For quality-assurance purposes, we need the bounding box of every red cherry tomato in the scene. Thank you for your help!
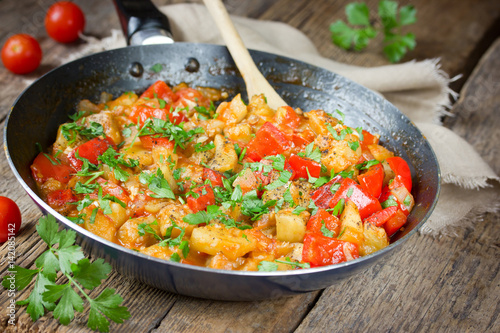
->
[0,196,22,243]
[1,34,42,74]
[45,1,85,43]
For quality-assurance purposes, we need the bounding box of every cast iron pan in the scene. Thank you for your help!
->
[3,0,440,300]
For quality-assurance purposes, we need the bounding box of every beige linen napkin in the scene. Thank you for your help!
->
[67,4,499,235]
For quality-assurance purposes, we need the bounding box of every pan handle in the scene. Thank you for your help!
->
[113,0,174,45]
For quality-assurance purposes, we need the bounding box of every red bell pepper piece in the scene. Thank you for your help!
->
[96,177,130,203]
[129,105,167,126]
[202,168,225,187]
[329,177,382,219]
[288,154,321,180]
[140,80,177,104]
[363,206,398,227]
[47,189,78,207]
[244,122,291,161]
[173,87,210,109]
[386,157,412,192]
[302,233,359,267]
[384,209,407,236]
[306,208,341,237]
[357,163,384,198]
[140,135,174,150]
[274,106,300,129]
[68,138,114,171]
[31,152,73,184]
[187,185,215,213]
[360,129,379,147]
[310,175,343,208]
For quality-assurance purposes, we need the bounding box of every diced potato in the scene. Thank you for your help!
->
[144,199,170,214]
[220,202,246,223]
[316,133,361,173]
[224,123,253,144]
[275,256,299,271]
[117,215,159,248]
[207,134,238,172]
[190,223,257,260]
[201,119,225,138]
[247,94,275,117]
[207,252,246,270]
[239,258,266,271]
[40,178,64,198]
[288,243,304,262]
[289,181,313,207]
[105,92,138,110]
[157,204,195,237]
[85,111,122,145]
[338,200,364,246]
[233,168,259,194]
[158,164,178,193]
[275,208,310,243]
[368,144,394,161]
[189,149,215,165]
[83,207,118,243]
[141,244,176,260]
[123,145,154,168]
[179,164,203,186]
[53,124,84,152]
[359,222,389,256]
[261,172,288,204]
[152,145,178,167]
[107,201,128,229]
[219,94,247,125]
[305,110,338,135]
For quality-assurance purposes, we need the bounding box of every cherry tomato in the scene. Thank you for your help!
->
[1,34,42,74]
[45,1,85,43]
[0,196,22,243]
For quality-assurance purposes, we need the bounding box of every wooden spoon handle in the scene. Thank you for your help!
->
[202,0,287,108]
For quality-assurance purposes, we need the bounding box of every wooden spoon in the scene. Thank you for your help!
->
[203,0,288,109]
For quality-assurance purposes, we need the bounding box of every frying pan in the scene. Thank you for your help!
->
[4,0,440,301]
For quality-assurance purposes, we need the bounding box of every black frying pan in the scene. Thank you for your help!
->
[3,0,440,301]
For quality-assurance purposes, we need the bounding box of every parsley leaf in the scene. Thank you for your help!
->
[150,63,163,73]
[321,220,335,238]
[330,2,377,51]
[303,142,322,163]
[381,195,399,208]
[330,0,417,63]
[265,170,292,191]
[139,169,175,199]
[258,261,278,272]
[241,190,276,221]
[1,214,130,330]
[194,141,215,152]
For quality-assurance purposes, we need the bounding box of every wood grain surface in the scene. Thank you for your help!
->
[0,0,499,332]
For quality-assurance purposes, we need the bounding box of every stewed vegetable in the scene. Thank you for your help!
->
[31,80,413,271]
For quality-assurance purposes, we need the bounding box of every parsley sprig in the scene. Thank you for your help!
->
[133,117,204,153]
[2,215,130,332]
[330,0,417,63]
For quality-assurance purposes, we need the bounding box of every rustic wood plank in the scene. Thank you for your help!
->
[154,292,319,333]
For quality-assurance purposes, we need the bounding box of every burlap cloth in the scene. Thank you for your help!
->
[66,4,498,236]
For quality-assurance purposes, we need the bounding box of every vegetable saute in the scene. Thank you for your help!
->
[31,80,414,271]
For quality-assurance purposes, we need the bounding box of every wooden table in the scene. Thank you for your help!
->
[1,0,499,332]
